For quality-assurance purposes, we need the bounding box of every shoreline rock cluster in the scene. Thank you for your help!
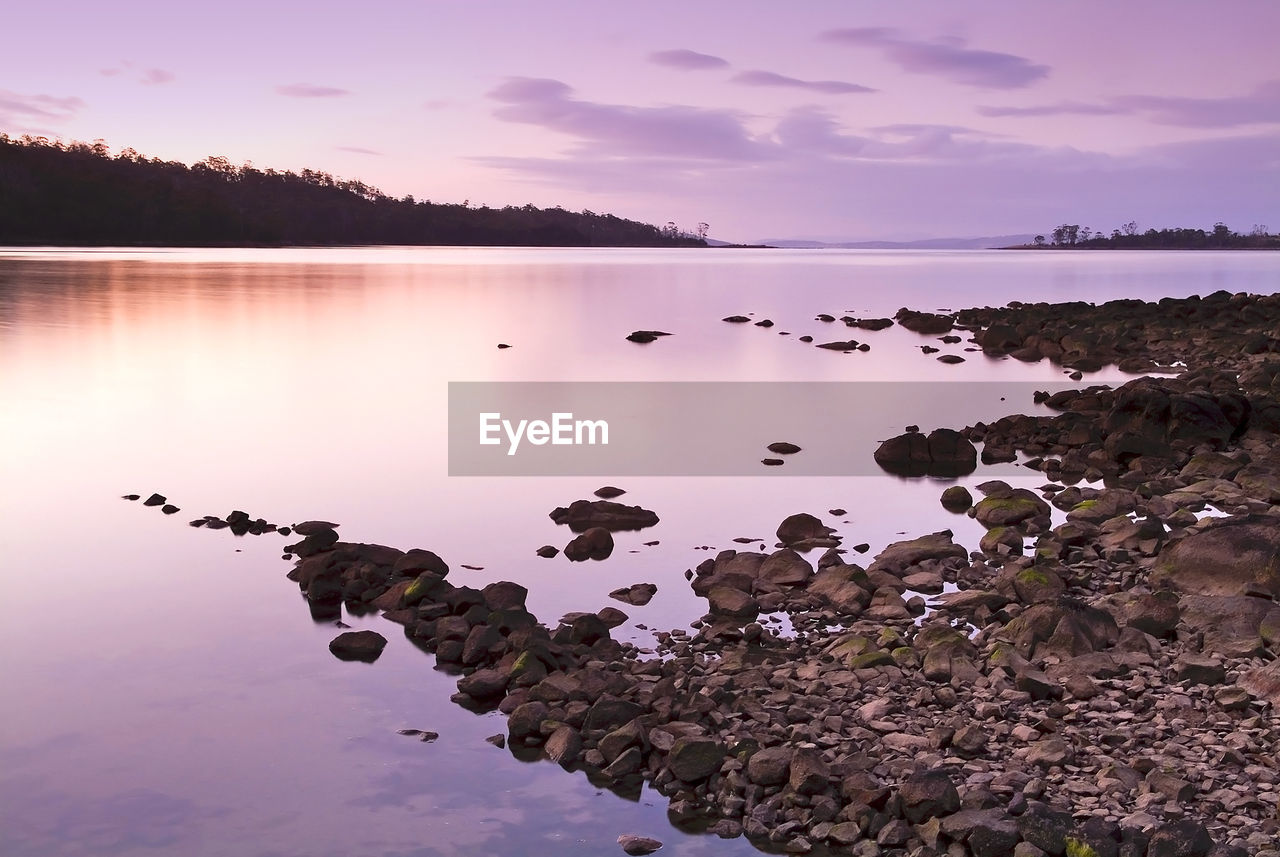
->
[130,291,1280,856]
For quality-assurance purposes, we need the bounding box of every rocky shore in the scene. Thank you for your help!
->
[139,291,1280,856]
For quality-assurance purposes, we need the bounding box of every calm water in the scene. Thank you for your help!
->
[2,248,1277,857]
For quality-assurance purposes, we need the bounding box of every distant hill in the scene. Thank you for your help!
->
[0,135,705,248]
[758,234,1037,250]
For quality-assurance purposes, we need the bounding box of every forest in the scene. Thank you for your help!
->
[0,135,706,248]
[1017,221,1279,250]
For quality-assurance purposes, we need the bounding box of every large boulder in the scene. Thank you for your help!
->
[776,513,835,546]
[874,429,977,477]
[1152,514,1280,598]
[564,527,615,561]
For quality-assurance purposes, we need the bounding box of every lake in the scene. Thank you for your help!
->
[2,247,1277,857]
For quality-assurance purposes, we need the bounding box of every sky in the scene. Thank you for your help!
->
[2,0,1278,242]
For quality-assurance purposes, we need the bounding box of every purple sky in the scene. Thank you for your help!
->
[3,1,1278,241]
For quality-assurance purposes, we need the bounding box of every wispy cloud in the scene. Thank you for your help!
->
[275,83,350,98]
[0,89,84,132]
[1114,80,1280,128]
[977,101,1125,118]
[821,28,1049,89]
[140,68,175,85]
[979,80,1280,128]
[336,145,381,155]
[487,77,769,161]
[647,49,729,70]
[731,70,875,95]
[98,62,175,85]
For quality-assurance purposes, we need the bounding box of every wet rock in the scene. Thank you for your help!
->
[595,486,627,499]
[722,315,751,323]
[328,630,387,662]
[565,527,615,562]
[776,513,835,546]
[482,581,528,611]
[667,737,723,782]
[617,834,663,855]
[546,725,583,765]
[143,493,166,506]
[609,583,657,606]
[817,340,859,351]
[706,586,759,621]
[895,308,955,335]
[874,428,977,477]
[626,330,671,343]
[393,548,449,577]
[940,485,973,512]
[767,442,802,455]
[550,500,659,532]
[536,545,559,558]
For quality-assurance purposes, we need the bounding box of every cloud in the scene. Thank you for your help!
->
[486,77,770,161]
[336,145,381,155]
[275,83,350,98]
[140,68,175,85]
[0,89,84,132]
[731,70,875,95]
[821,27,1049,89]
[1113,80,1280,128]
[979,80,1280,128]
[978,101,1125,118]
[648,49,729,70]
[98,62,175,85]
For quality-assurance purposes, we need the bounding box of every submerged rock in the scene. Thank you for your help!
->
[550,499,659,532]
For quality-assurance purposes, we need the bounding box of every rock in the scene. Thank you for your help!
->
[609,583,657,605]
[536,545,559,558]
[595,486,627,499]
[788,748,830,795]
[895,307,955,334]
[565,527,615,561]
[393,548,449,577]
[974,489,1051,528]
[723,315,751,323]
[938,354,965,364]
[328,630,387,662]
[899,769,960,823]
[1121,591,1180,637]
[292,520,340,535]
[1017,802,1073,854]
[508,701,549,740]
[1152,514,1280,598]
[667,737,723,782]
[758,549,814,587]
[457,668,508,700]
[874,429,978,477]
[482,581,528,611]
[1173,654,1226,685]
[545,725,583,765]
[142,493,166,506]
[817,340,859,351]
[940,485,973,512]
[160,504,180,514]
[869,530,967,574]
[1146,819,1213,857]
[776,513,834,546]
[706,587,759,621]
[747,746,792,786]
[550,500,659,532]
[1027,737,1073,769]
[952,724,989,757]
[617,834,663,855]
[626,330,671,343]
[584,695,643,733]
[767,442,802,455]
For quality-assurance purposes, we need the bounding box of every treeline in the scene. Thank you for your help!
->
[0,135,706,247]
[1020,221,1279,250]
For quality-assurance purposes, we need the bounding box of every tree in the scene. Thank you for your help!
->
[695,222,709,240]
[1033,235,1046,246]
[1121,221,1138,236]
